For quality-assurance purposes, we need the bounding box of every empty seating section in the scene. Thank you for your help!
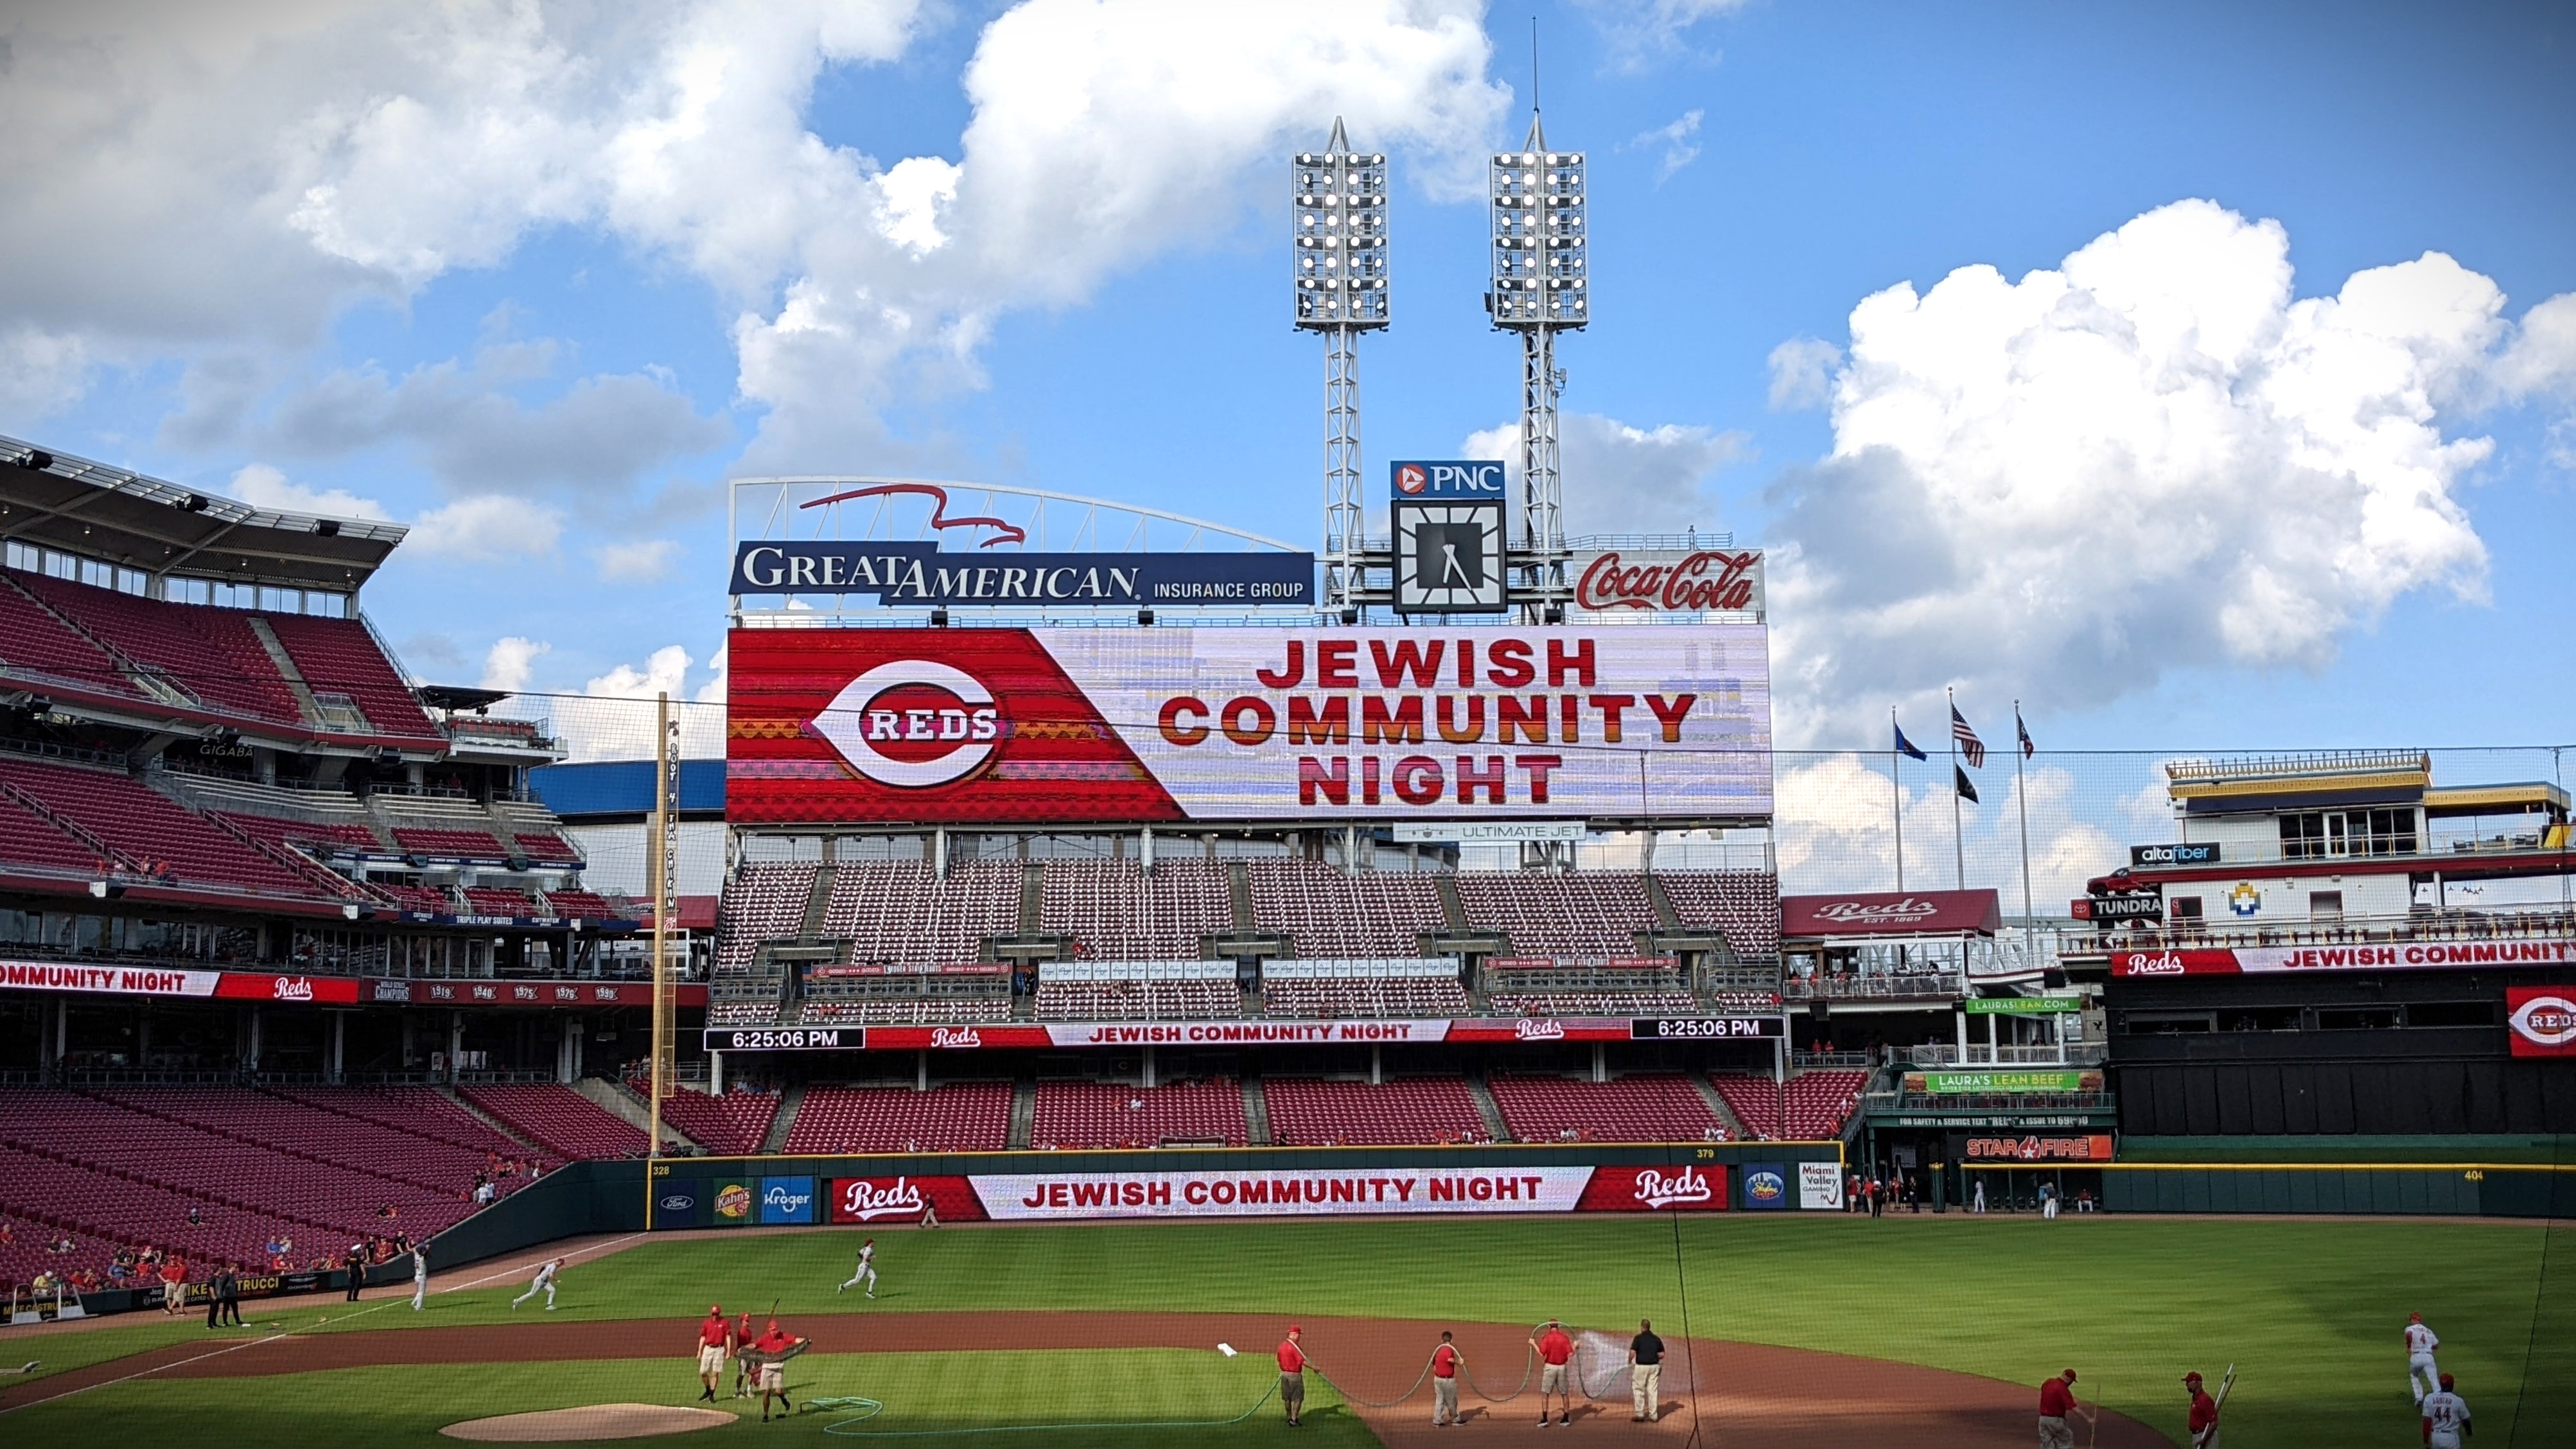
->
[0,1089,480,1243]
[1263,1078,1488,1146]
[0,1140,331,1286]
[19,572,304,726]
[460,886,540,917]
[1486,1073,1723,1143]
[541,888,627,920]
[1487,989,1696,1015]
[261,612,443,741]
[215,812,384,856]
[512,832,583,864]
[394,827,510,858]
[0,574,131,696]
[263,1085,535,1161]
[784,1083,1013,1154]
[1030,1078,1247,1148]
[1710,1070,1868,1141]
[378,883,458,913]
[1657,871,1782,958]
[458,1085,647,1159]
[1041,861,1232,960]
[641,1087,779,1155]
[708,1000,780,1026]
[0,757,314,895]
[798,967,1012,1025]
[720,861,819,971]
[1035,961,1236,1020]
[1454,872,1654,955]
[90,1086,497,1196]
[1247,861,1445,956]
[1260,959,1469,1017]
[0,792,97,874]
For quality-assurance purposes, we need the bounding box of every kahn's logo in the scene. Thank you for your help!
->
[2510,994,2576,1048]
[1631,1166,1714,1209]
[929,1027,983,1049]
[1512,1019,1566,1041]
[809,660,1003,789]
[840,1177,928,1222]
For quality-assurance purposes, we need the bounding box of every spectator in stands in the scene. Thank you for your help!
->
[187,1206,205,1225]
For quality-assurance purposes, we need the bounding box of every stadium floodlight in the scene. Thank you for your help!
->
[1488,114,1586,622]
[1293,117,1389,611]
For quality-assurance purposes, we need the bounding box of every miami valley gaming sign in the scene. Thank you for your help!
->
[726,625,1773,824]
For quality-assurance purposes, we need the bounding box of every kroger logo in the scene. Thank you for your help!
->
[1746,1170,1785,1202]
[764,1183,814,1213]
[809,660,1003,789]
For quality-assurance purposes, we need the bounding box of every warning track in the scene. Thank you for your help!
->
[0,1309,2174,1446]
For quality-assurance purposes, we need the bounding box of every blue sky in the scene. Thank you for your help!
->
[4,0,2573,757]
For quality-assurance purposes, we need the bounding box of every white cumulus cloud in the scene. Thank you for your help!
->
[480,636,551,692]
[596,539,682,583]
[225,462,392,521]
[1766,198,2543,745]
[1765,337,1841,412]
[408,494,564,561]
[1460,412,1749,537]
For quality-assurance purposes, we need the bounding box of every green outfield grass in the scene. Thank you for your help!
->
[7,1214,2569,1446]
[0,1349,1365,1446]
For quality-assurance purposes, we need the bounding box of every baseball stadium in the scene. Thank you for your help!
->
[2,127,2572,1449]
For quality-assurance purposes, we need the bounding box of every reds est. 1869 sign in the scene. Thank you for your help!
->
[726,625,1773,825]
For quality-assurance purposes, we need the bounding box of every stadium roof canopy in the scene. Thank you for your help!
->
[1,434,407,593]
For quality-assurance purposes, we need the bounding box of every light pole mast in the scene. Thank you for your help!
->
[1489,110,1587,624]
[1293,119,1389,619]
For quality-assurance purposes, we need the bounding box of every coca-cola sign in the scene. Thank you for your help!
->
[1572,549,1764,615]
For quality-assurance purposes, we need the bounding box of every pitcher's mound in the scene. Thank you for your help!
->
[441,1404,734,1441]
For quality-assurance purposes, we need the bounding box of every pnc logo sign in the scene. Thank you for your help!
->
[810,661,1003,788]
[1392,460,1506,498]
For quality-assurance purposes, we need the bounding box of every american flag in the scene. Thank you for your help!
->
[2016,707,2035,761]
[1950,704,1986,769]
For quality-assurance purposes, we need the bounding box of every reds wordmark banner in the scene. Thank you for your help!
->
[728,626,1772,825]
[2110,940,2576,978]
[2505,986,2576,1058]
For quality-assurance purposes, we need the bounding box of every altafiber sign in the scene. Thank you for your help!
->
[2506,986,2576,1058]
[727,625,1773,825]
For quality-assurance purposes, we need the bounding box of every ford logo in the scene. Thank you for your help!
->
[659,1194,695,1211]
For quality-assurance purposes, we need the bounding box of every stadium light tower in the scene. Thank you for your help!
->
[1488,110,1586,622]
[1293,118,1389,615]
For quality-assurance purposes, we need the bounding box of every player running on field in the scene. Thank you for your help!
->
[2183,1371,2220,1449]
[2421,1372,2471,1449]
[410,1245,428,1311]
[511,1256,562,1311]
[838,1238,878,1297]
[1531,1318,1575,1427]
[2405,1313,2442,1405]
[1430,1330,1464,1427]
[749,1318,805,1423]
[695,1304,732,1402]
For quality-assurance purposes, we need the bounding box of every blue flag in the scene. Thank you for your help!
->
[1895,723,1927,761]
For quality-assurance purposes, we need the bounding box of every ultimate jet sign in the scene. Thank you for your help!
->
[727,625,1773,825]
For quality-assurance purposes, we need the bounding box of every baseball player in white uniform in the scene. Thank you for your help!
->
[410,1247,428,1311]
[2421,1372,2471,1449]
[838,1238,877,1297]
[512,1257,563,1310]
[2404,1313,2440,1404]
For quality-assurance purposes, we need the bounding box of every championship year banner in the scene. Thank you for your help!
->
[726,625,1773,825]
[2112,939,2576,978]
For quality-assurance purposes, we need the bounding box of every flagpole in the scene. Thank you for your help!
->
[1947,687,1965,891]
[1890,705,1905,893]
[2014,701,2035,964]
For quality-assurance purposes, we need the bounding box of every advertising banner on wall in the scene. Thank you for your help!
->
[1961,1134,2115,1162]
[711,1016,1785,1053]
[963,1164,1730,1222]
[2505,986,2576,1058]
[1568,548,1764,617]
[730,542,1313,608]
[1780,891,2001,938]
[727,625,1773,825]
[758,1177,818,1224]
[1796,1163,1844,1210]
[2111,940,2576,978]
[1739,1163,1790,1211]
[1909,1071,2101,1094]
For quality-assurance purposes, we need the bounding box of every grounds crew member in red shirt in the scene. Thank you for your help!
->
[2184,1370,2221,1449]
[1531,1319,1575,1427]
[750,1318,804,1422]
[694,1305,730,1403]
[731,1311,755,1398]
[2037,1368,2095,1448]
[1430,1330,1464,1427]
[1277,1326,1307,1427]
